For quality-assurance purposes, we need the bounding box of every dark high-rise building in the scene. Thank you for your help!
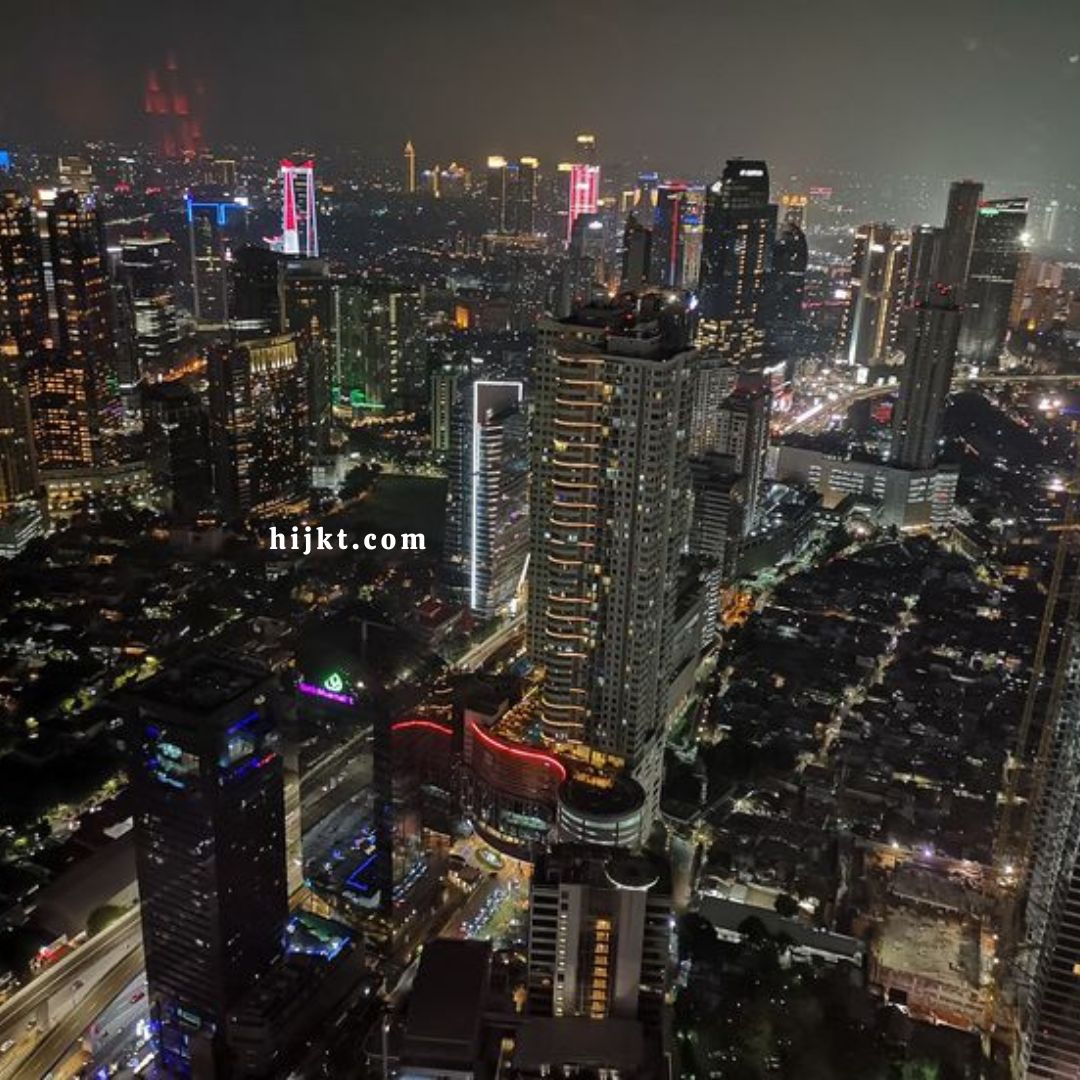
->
[208,334,309,518]
[47,191,121,466]
[650,182,689,288]
[890,283,961,471]
[698,159,777,367]
[282,259,335,458]
[957,196,1029,367]
[770,213,808,327]
[713,377,771,533]
[186,189,249,327]
[934,179,983,298]
[620,213,651,290]
[841,222,909,367]
[126,654,288,1077]
[904,224,941,307]
[230,246,284,338]
[1020,624,1080,1079]
[0,191,48,506]
[120,235,182,375]
[142,382,212,520]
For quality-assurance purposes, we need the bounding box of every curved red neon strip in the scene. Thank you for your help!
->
[391,719,453,737]
[468,721,567,782]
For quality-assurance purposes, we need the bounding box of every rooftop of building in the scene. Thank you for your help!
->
[128,651,272,714]
[558,774,645,819]
[511,1016,646,1072]
[402,938,491,1065]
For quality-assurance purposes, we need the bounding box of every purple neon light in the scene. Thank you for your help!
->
[298,680,356,706]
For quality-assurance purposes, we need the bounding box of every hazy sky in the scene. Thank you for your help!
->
[2,0,1079,184]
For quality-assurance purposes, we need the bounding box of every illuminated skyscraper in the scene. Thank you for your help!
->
[279,159,318,258]
[485,156,539,235]
[126,654,287,1076]
[0,191,48,505]
[208,334,309,518]
[890,282,961,471]
[528,293,696,817]
[120,235,182,375]
[47,191,122,466]
[957,196,1029,367]
[566,162,600,242]
[698,159,777,367]
[26,352,92,470]
[332,276,425,412]
[713,377,771,533]
[770,212,808,329]
[444,378,528,617]
[841,222,910,367]
[186,189,249,327]
[404,139,417,194]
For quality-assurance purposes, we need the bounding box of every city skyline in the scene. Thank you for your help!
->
[0,1,1079,187]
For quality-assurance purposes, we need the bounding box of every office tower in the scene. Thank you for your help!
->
[404,139,416,194]
[770,213,808,326]
[679,184,706,288]
[957,196,1029,367]
[527,846,671,1031]
[635,171,660,217]
[934,179,983,297]
[689,454,746,582]
[57,155,93,194]
[484,156,539,235]
[120,235,182,375]
[1040,199,1059,246]
[279,159,318,258]
[230,246,284,338]
[26,352,92,470]
[558,212,607,316]
[333,277,425,412]
[47,191,121,466]
[890,283,961,471]
[620,213,651,289]
[649,182,688,287]
[142,382,212,519]
[841,223,910,367]
[528,294,696,817]
[567,162,600,241]
[779,192,808,230]
[126,654,288,1076]
[186,189,249,327]
[444,379,528,617]
[904,224,941,306]
[1019,623,1080,1079]
[0,191,49,506]
[430,362,460,458]
[210,158,238,188]
[281,259,334,458]
[698,159,778,367]
[713,377,771,533]
[208,334,309,518]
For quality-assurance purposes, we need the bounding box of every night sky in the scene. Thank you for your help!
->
[2,0,1079,184]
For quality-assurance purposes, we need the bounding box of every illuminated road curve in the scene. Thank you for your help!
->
[781,372,1080,436]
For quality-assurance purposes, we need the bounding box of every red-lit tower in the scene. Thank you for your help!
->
[144,54,204,159]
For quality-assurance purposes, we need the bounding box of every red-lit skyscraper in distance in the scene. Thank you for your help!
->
[144,54,204,159]
[566,162,600,242]
[279,160,318,258]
